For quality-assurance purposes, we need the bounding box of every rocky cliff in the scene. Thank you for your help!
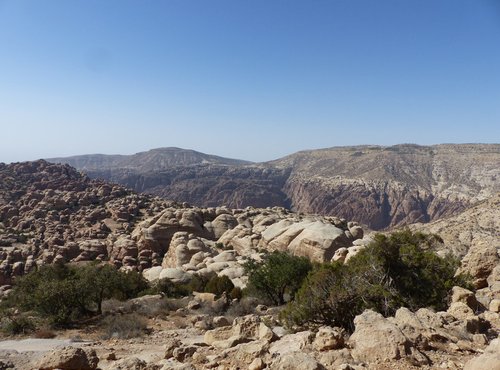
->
[48,144,500,230]
[275,144,500,229]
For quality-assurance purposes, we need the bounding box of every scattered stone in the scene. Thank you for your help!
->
[270,351,322,370]
[313,326,345,351]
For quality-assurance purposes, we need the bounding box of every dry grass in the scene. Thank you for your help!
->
[34,328,56,339]
[99,313,148,339]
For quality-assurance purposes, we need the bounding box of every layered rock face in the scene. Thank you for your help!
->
[275,144,500,229]
[93,165,291,209]
[49,144,500,230]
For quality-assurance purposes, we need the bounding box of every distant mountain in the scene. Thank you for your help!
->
[48,147,252,171]
[47,144,500,230]
[271,144,500,229]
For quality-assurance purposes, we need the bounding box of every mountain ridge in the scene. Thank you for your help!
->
[46,143,500,230]
[47,147,252,172]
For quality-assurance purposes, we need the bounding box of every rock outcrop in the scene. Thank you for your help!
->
[0,160,174,286]
[0,160,365,289]
[37,347,99,370]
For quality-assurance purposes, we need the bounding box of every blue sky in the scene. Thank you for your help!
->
[1,0,499,162]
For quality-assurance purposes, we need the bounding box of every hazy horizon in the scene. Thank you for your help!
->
[1,0,500,163]
[0,142,495,166]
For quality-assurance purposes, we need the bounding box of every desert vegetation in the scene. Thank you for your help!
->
[244,251,313,305]
[280,230,472,331]
[1,230,472,336]
[0,263,148,329]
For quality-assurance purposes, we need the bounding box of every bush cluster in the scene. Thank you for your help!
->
[280,230,472,332]
[3,262,148,327]
[244,251,313,305]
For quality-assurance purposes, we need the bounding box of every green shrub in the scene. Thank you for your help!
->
[186,274,209,293]
[146,274,208,298]
[281,230,471,332]
[4,263,148,327]
[244,251,313,305]
[204,275,234,298]
[229,287,243,300]
[1,314,36,335]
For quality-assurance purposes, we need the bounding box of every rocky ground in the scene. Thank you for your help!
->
[0,160,498,369]
[0,287,498,369]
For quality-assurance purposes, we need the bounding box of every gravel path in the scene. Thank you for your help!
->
[0,338,85,352]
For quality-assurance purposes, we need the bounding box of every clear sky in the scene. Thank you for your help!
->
[1,0,499,163]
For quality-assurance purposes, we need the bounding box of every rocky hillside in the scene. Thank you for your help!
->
[48,144,500,230]
[412,192,500,304]
[0,160,366,288]
[0,160,173,285]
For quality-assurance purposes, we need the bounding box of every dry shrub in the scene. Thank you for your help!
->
[100,313,148,339]
[101,296,189,318]
[34,328,56,339]
[225,297,260,320]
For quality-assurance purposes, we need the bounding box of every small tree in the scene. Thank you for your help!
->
[244,251,312,305]
[75,263,148,314]
[5,263,148,327]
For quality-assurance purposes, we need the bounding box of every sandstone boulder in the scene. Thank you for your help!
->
[162,232,210,268]
[204,315,275,349]
[221,340,269,368]
[269,331,313,356]
[142,266,163,282]
[260,219,351,262]
[159,268,192,284]
[37,347,99,370]
[464,338,500,370]
[218,225,258,256]
[270,352,322,370]
[458,241,499,289]
[451,286,480,311]
[447,302,475,321]
[211,213,238,239]
[350,310,426,364]
[313,326,345,351]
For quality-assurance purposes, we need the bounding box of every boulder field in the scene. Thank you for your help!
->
[0,159,498,370]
